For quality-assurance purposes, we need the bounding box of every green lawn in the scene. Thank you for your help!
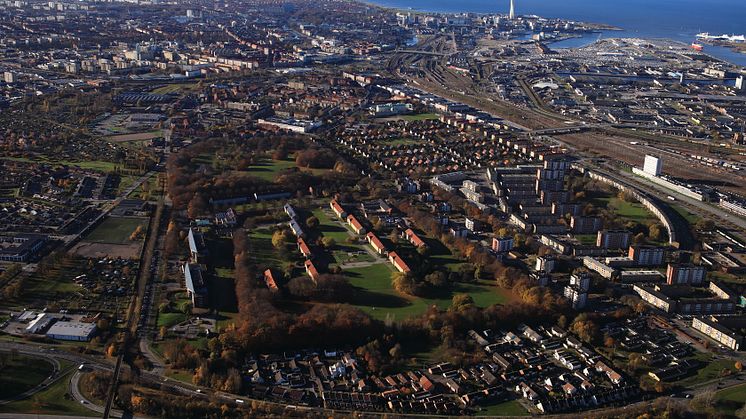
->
[2,157,122,173]
[345,263,508,321]
[0,355,55,400]
[476,399,529,417]
[151,83,198,94]
[575,234,597,245]
[382,137,421,146]
[401,113,440,121]
[0,370,97,417]
[85,216,147,244]
[313,208,358,244]
[247,228,288,270]
[157,312,187,328]
[715,382,746,415]
[425,237,466,272]
[671,204,701,226]
[245,158,298,182]
[674,353,734,386]
[608,198,655,223]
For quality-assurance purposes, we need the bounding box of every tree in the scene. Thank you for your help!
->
[306,216,319,230]
[129,225,145,241]
[392,272,417,296]
[321,236,336,249]
[648,223,664,242]
[571,314,599,344]
[695,219,715,231]
[271,229,290,249]
[451,294,475,311]
[557,314,568,329]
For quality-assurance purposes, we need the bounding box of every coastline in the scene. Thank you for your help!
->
[361,0,746,66]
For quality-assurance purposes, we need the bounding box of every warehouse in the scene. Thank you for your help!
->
[45,321,97,341]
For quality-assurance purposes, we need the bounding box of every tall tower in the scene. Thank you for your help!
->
[509,0,515,19]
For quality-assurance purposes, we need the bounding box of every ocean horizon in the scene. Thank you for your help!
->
[367,0,746,66]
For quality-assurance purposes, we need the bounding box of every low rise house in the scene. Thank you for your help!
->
[388,251,411,273]
[366,232,387,255]
[403,229,426,248]
[330,199,347,218]
[305,259,320,283]
[347,214,366,235]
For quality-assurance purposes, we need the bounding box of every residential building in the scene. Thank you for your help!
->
[183,262,208,308]
[628,245,665,266]
[0,234,47,262]
[366,232,387,255]
[388,251,411,273]
[692,315,745,351]
[347,214,366,235]
[492,236,514,253]
[187,228,206,264]
[305,259,320,283]
[570,216,602,234]
[330,199,346,218]
[535,255,557,273]
[596,230,632,249]
[403,229,426,248]
[297,238,312,259]
[666,263,706,285]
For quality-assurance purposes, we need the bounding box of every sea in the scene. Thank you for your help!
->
[369,0,746,67]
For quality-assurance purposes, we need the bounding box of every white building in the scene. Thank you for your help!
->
[46,321,97,341]
[643,155,662,176]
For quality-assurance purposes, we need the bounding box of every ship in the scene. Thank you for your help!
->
[690,42,704,51]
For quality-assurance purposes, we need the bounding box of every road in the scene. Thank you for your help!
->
[0,351,61,406]
[102,177,166,419]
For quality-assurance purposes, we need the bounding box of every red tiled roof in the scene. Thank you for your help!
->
[264,269,279,290]
[297,238,312,257]
[366,232,387,252]
[347,215,364,233]
[304,259,319,280]
[388,251,411,273]
[405,228,426,248]
[330,199,345,216]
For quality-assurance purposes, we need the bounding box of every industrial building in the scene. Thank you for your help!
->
[45,321,97,341]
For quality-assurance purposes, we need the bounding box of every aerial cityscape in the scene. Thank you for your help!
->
[0,0,745,418]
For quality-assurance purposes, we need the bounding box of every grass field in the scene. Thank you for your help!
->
[247,228,290,271]
[345,263,509,321]
[424,237,465,272]
[246,158,298,182]
[157,312,188,328]
[0,355,55,400]
[2,157,121,173]
[716,382,746,415]
[313,208,358,243]
[476,399,529,417]
[671,204,701,225]
[382,137,421,146]
[85,217,147,244]
[150,83,198,94]
[0,370,96,417]
[674,352,734,386]
[401,113,440,121]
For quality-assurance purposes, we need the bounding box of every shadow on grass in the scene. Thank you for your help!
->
[208,276,238,312]
[348,288,412,309]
